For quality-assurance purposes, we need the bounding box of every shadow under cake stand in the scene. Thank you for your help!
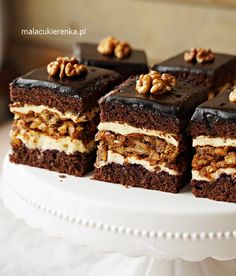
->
[1,155,236,276]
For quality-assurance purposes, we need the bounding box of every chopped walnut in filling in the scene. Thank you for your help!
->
[95,130,181,167]
[192,146,236,178]
[229,87,236,102]
[11,109,99,142]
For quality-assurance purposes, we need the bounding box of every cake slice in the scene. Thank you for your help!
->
[93,71,208,192]
[73,37,149,78]
[9,57,122,176]
[153,49,236,94]
[190,88,236,202]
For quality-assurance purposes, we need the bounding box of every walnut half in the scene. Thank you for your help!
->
[114,41,132,59]
[184,48,214,64]
[135,70,176,95]
[47,56,87,78]
[97,36,118,56]
[97,36,132,59]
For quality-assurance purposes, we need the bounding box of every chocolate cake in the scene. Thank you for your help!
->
[190,89,236,202]
[153,50,236,93]
[73,42,149,78]
[93,71,209,193]
[9,58,122,176]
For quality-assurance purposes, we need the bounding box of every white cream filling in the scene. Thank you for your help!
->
[193,136,236,148]
[13,128,95,154]
[98,122,179,147]
[96,150,179,176]
[192,168,236,181]
[10,104,98,123]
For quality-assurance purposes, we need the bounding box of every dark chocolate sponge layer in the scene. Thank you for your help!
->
[73,43,149,78]
[99,77,208,133]
[94,163,189,193]
[10,145,96,177]
[10,66,122,114]
[192,174,236,203]
[191,91,236,138]
[153,52,236,88]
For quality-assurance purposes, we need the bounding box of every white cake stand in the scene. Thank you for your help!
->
[1,155,236,275]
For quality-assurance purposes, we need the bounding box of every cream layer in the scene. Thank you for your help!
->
[10,103,99,123]
[12,128,95,154]
[193,136,236,148]
[192,168,236,181]
[96,150,180,176]
[97,122,179,147]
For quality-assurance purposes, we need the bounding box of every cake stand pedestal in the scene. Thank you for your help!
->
[1,156,236,276]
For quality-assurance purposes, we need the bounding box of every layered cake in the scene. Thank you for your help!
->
[153,48,236,93]
[9,57,122,176]
[93,71,209,193]
[73,36,149,78]
[191,88,236,202]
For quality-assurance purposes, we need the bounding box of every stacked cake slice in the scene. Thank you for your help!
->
[153,49,236,92]
[9,57,121,176]
[190,89,236,202]
[73,36,149,78]
[94,72,208,192]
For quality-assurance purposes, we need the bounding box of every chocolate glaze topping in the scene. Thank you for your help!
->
[101,77,208,120]
[192,91,236,122]
[73,43,149,77]
[153,52,236,76]
[11,66,122,101]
